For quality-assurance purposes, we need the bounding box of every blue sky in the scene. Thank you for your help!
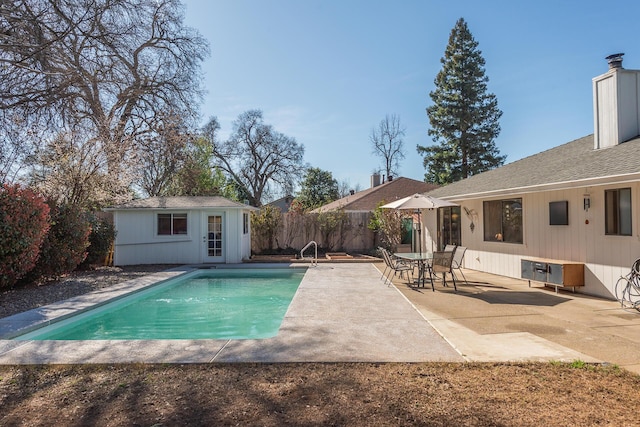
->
[183,0,640,197]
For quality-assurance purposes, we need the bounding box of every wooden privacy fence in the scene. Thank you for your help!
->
[252,211,377,254]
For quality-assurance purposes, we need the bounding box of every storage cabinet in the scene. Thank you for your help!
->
[521,258,584,293]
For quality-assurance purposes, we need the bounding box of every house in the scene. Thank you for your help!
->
[312,175,439,213]
[267,195,295,212]
[106,196,257,265]
[424,53,640,299]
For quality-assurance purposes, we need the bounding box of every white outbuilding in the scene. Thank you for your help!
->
[106,196,257,265]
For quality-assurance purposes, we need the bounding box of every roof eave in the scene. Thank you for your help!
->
[438,172,640,201]
[105,204,259,211]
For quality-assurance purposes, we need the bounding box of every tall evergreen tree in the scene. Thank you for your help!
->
[418,18,505,185]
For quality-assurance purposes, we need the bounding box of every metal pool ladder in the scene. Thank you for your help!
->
[301,241,318,266]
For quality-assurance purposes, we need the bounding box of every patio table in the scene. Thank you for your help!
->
[394,252,433,289]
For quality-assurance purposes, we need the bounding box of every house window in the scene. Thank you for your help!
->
[243,213,249,234]
[157,213,188,235]
[483,199,522,243]
[605,188,632,236]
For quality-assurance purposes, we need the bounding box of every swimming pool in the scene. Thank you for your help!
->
[16,268,306,341]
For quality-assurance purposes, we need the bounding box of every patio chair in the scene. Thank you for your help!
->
[430,250,456,292]
[378,247,390,281]
[380,248,413,285]
[428,245,455,281]
[451,246,468,285]
[378,247,402,281]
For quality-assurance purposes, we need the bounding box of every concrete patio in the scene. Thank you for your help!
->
[388,265,640,374]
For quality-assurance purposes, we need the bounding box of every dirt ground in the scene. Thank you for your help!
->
[1,362,639,426]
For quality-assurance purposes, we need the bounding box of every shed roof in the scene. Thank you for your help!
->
[312,177,439,212]
[428,135,640,200]
[107,196,256,210]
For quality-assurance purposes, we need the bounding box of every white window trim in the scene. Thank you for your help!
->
[155,212,190,237]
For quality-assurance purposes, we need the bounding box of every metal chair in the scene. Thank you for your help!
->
[380,248,413,285]
[430,245,455,281]
[451,246,468,285]
[378,247,390,281]
[430,251,456,292]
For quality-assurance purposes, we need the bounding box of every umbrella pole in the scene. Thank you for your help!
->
[415,209,422,255]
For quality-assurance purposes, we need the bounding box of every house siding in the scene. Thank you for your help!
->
[435,183,640,299]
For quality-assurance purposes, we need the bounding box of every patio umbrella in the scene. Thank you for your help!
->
[381,194,458,254]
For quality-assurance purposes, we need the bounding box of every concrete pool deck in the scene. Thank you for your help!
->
[0,263,462,364]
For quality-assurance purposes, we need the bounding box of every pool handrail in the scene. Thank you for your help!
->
[301,241,318,266]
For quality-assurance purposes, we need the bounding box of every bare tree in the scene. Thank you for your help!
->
[370,114,406,179]
[28,128,136,209]
[202,115,221,146]
[137,111,191,197]
[0,0,208,201]
[337,179,361,198]
[209,110,305,206]
[0,113,40,183]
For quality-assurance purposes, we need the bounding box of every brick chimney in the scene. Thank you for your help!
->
[370,173,381,188]
[593,53,640,149]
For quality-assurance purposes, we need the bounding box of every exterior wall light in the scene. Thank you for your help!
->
[583,194,591,211]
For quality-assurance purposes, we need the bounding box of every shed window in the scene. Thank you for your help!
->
[157,213,188,235]
[605,188,632,236]
[243,213,249,234]
[483,199,522,244]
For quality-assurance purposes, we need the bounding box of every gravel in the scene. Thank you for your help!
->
[0,265,177,319]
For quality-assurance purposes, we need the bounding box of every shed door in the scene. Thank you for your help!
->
[203,214,225,263]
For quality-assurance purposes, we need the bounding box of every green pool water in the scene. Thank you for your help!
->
[17,268,305,340]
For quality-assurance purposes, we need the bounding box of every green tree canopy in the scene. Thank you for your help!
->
[296,167,340,210]
[170,135,241,200]
[418,17,505,185]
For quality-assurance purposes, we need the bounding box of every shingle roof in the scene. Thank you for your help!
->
[428,135,640,200]
[312,177,439,212]
[107,196,256,210]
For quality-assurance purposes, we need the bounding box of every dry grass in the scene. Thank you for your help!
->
[1,362,639,426]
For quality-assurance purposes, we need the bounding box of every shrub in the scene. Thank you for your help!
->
[0,184,50,288]
[23,202,91,283]
[251,205,282,251]
[316,208,350,251]
[368,201,403,251]
[79,213,116,268]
